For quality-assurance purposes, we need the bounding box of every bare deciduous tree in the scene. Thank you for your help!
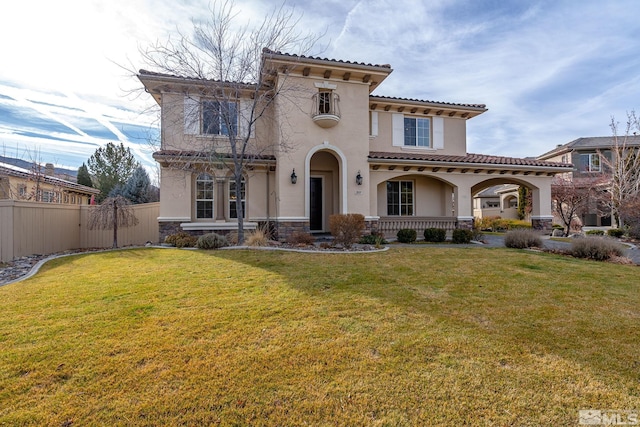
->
[551,175,609,236]
[137,0,323,244]
[88,196,139,248]
[600,111,640,228]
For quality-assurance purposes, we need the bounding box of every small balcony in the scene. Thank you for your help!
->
[311,92,340,128]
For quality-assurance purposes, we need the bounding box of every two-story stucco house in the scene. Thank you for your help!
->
[138,49,572,241]
[538,136,640,227]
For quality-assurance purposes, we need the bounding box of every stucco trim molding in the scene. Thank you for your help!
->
[158,216,191,222]
[305,142,348,217]
[271,217,308,222]
[181,222,258,230]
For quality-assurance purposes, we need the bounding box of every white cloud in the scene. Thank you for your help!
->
[0,0,638,165]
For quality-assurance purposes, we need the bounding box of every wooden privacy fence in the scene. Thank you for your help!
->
[0,200,159,262]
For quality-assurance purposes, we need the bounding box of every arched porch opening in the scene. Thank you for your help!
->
[307,150,341,232]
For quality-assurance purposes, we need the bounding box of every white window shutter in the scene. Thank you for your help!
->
[184,95,200,135]
[370,111,378,137]
[433,117,444,149]
[239,99,255,138]
[392,113,404,146]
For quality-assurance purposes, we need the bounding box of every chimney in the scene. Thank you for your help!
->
[45,163,55,176]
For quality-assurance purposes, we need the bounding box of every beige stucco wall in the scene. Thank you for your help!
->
[271,73,372,220]
[369,112,468,156]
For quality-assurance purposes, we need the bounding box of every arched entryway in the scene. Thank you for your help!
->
[307,150,341,232]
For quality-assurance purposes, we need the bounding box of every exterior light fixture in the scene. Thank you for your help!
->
[291,169,297,184]
[356,170,363,185]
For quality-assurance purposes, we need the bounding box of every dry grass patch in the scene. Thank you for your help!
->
[0,247,639,425]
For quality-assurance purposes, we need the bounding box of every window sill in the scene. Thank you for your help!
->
[181,221,258,231]
[401,146,436,152]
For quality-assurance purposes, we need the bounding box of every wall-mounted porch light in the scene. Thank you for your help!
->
[291,169,297,184]
[356,170,363,186]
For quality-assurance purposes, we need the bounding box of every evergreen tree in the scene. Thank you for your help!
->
[77,162,93,187]
[86,142,139,202]
[120,166,152,204]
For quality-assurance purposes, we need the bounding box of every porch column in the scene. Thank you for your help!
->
[530,180,553,232]
[453,183,474,229]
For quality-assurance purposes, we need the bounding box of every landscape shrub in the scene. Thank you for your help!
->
[477,216,532,231]
[607,228,625,238]
[396,228,417,244]
[423,228,446,242]
[586,229,605,236]
[196,233,228,250]
[629,224,640,240]
[287,231,316,246]
[504,229,543,249]
[451,228,473,244]
[245,225,270,247]
[571,237,625,261]
[477,215,501,231]
[165,232,197,248]
[359,231,388,246]
[329,213,365,248]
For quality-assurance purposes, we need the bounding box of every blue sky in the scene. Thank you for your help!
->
[1,0,638,175]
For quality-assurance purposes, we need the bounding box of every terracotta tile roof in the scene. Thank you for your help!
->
[370,95,486,110]
[262,48,392,70]
[368,152,573,169]
[0,162,99,194]
[538,136,640,159]
[138,69,255,87]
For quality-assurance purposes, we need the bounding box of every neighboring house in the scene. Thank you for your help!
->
[473,184,520,220]
[537,136,640,227]
[138,49,572,241]
[0,161,99,204]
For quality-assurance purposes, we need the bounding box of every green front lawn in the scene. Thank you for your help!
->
[0,247,638,425]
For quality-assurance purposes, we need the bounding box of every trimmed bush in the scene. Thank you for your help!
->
[504,229,543,249]
[424,228,447,243]
[359,231,388,246]
[196,233,228,250]
[451,228,473,244]
[571,237,625,261]
[607,228,625,238]
[287,231,315,246]
[397,228,417,244]
[586,229,605,236]
[329,213,365,248]
[165,232,197,248]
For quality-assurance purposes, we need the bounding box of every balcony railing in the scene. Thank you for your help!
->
[311,92,340,128]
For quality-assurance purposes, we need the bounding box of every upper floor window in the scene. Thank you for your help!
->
[393,114,443,150]
[404,117,431,147]
[196,173,214,219]
[202,100,238,136]
[580,153,601,172]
